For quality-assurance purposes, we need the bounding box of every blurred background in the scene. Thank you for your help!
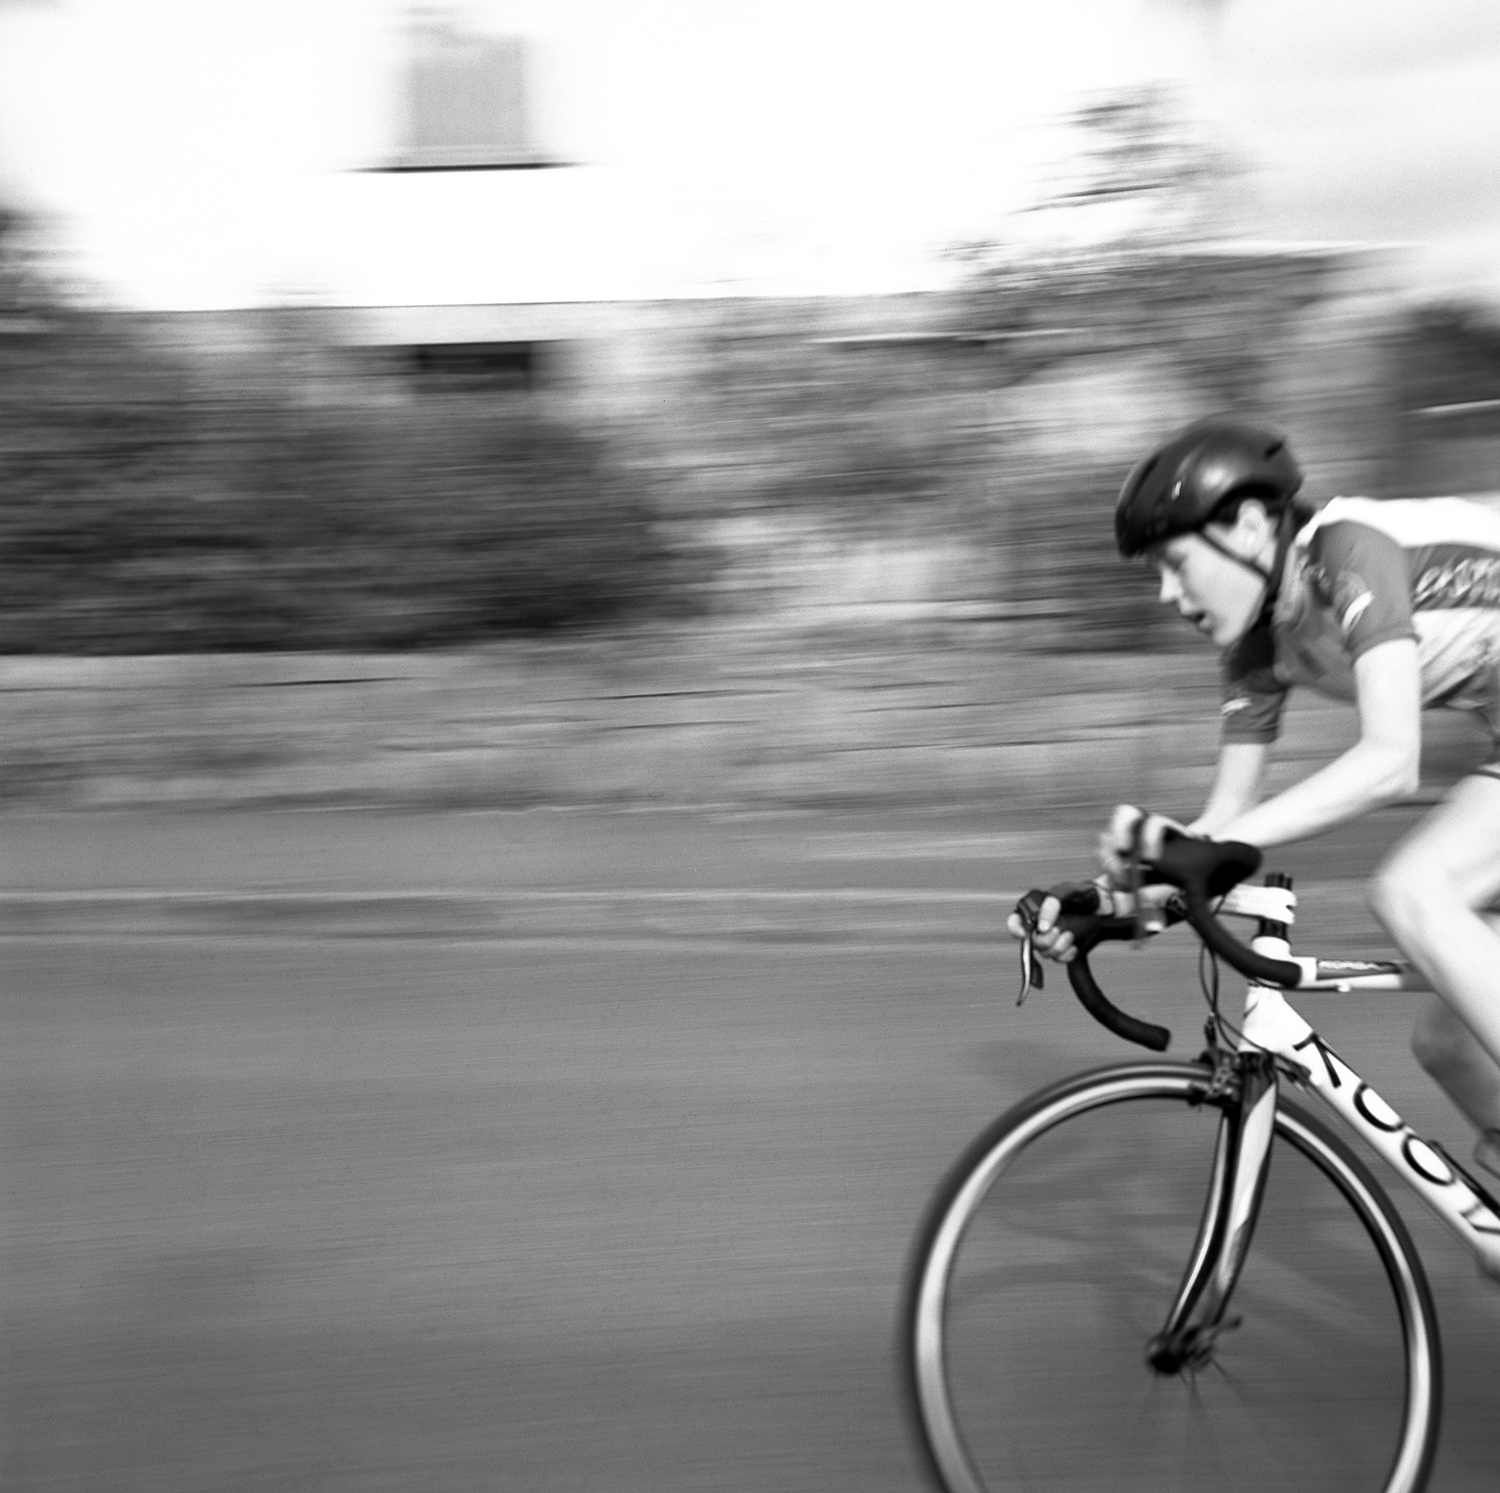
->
[4,2,1500,1490]
[1,0,1499,811]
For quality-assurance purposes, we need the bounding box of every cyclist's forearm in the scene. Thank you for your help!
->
[1189,742,1267,838]
[1190,798,1254,839]
[1215,740,1418,847]
[1188,780,1260,840]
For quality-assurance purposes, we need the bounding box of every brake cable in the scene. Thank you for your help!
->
[1127,814,1148,945]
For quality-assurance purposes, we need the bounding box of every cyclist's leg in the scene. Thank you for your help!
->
[1410,995,1500,1164]
[1368,772,1500,1141]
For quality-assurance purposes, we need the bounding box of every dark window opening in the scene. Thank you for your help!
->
[407,341,539,391]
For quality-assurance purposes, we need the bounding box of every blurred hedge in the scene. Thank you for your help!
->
[0,314,697,653]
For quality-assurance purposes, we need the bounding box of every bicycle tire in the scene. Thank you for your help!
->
[902,1061,1442,1493]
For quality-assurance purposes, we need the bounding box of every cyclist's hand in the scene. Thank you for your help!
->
[1112,880,1180,935]
[1007,879,1110,964]
[1098,804,1196,888]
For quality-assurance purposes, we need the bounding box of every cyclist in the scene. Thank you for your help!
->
[1009,416,1500,1182]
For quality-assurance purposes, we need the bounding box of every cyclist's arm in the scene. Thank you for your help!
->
[1188,742,1268,837]
[1212,637,1421,848]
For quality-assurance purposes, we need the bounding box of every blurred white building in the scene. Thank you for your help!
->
[6,0,1500,311]
[0,1,1194,400]
[2,0,1496,497]
[0,0,1264,309]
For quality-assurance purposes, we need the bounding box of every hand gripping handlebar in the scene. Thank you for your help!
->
[1028,885,1173,1052]
[1033,836,1304,1053]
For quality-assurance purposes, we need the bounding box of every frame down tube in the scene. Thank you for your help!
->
[1242,980,1500,1273]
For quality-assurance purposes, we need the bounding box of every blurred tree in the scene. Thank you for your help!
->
[1028,85,1239,244]
[1388,299,1500,497]
[0,201,701,653]
[1396,301,1500,410]
[0,203,48,321]
[956,85,1330,404]
[953,86,1338,649]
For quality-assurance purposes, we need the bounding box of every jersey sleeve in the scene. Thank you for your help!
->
[1220,621,1287,744]
[1307,520,1417,659]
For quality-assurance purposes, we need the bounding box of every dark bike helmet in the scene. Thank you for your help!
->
[1115,418,1303,558]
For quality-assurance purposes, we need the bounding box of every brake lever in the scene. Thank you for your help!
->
[1017,928,1044,1006]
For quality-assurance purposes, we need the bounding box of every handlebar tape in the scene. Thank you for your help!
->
[1050,892,1171,1052]
[1045,837,1301,1053]
[1151,837,1303,990]
[1065,933,1172,1051]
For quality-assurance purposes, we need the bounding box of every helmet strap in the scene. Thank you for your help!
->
[1192,527,1271,585]
[1192,507,1298,631]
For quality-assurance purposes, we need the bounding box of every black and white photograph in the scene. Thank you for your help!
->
[3,2,1500,1489]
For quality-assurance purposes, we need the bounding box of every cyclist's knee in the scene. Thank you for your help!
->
[1366,855,1443,947]
[1411,998,1473,1079]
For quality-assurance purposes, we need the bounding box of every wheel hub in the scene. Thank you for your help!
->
[1145,1317,1241,1375]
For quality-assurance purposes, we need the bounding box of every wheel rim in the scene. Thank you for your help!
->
[908,1066,1438,1493]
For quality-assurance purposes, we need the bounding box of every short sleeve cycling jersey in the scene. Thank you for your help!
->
[1221,495,1500,747]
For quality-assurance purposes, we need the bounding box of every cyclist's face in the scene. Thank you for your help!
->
[1153,529,1264,646]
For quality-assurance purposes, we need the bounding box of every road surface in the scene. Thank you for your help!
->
[4,809,1497,1490]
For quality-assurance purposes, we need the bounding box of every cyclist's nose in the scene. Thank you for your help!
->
[1158,568,1182,607]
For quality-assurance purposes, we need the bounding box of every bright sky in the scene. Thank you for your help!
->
[0,0,1497,308]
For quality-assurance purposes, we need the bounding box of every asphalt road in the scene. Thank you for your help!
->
[4,809,1498,1490]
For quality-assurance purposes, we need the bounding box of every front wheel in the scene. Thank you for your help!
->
[902,1061,1441,1493]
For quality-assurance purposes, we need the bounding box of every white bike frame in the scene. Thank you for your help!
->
[1220,881,1500,1272]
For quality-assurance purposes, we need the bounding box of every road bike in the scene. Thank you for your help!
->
[902,836,1500,1493]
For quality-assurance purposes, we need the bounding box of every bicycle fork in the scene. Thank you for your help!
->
[1146,1048,1280,1375]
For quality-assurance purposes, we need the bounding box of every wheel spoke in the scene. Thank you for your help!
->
[904,1064,1440,1493]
